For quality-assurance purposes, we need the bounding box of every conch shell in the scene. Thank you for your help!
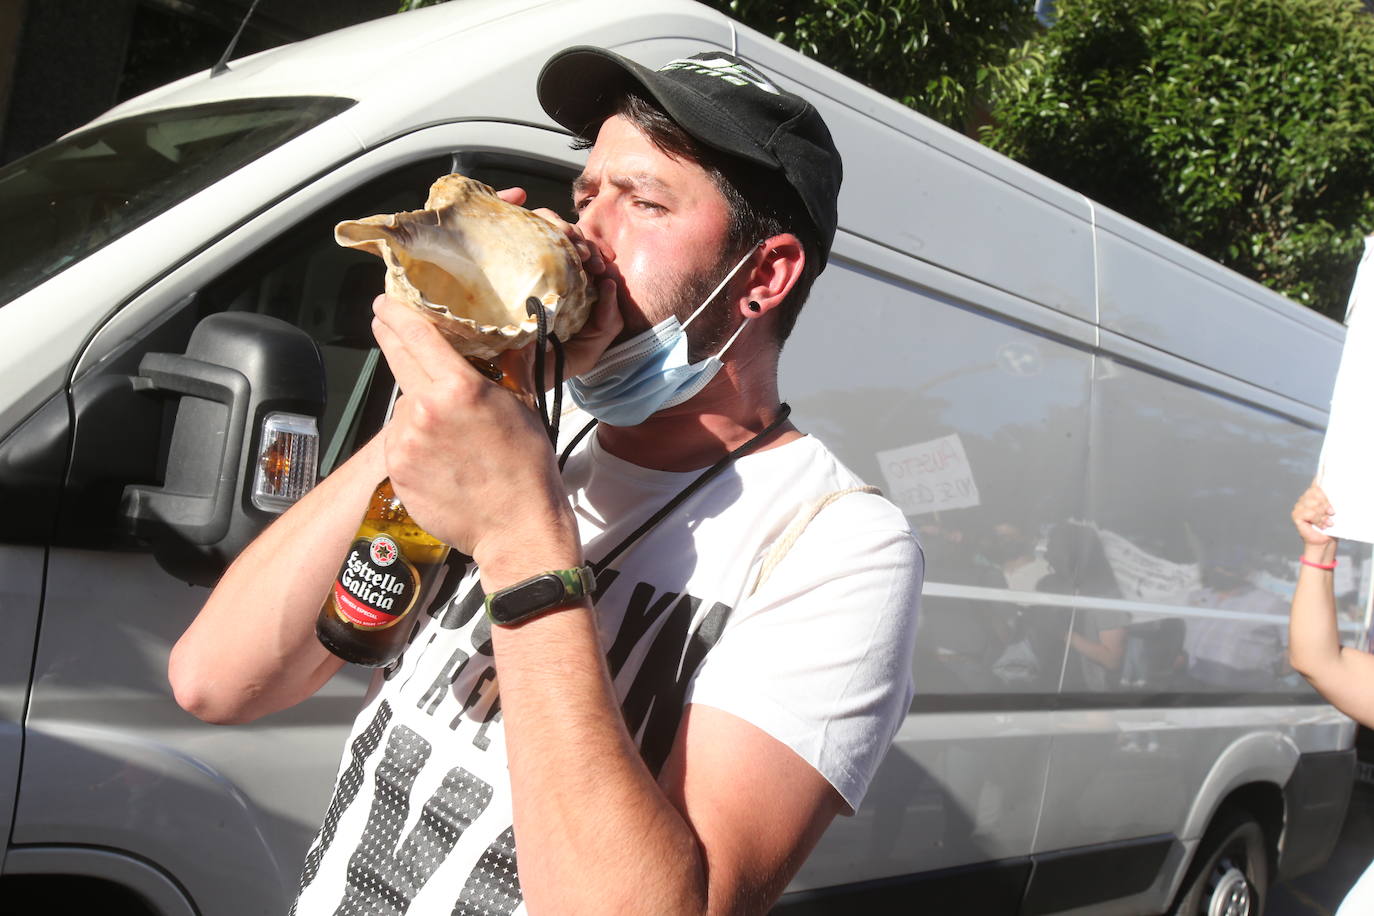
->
[335,174,593,360]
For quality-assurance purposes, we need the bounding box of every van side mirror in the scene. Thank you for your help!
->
[121,312,326,586]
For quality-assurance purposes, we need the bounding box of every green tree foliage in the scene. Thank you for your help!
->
[398,0,1038,130]
[709,0,1040,130]
[983,0,1374,318]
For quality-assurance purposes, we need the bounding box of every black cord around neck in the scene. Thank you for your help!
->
[531,295,793,578]
[549,335,565,444]
[559,417,597,471]
[527,298,561,447]
[584,403,793,577]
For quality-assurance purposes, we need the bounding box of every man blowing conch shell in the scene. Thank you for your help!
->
[169,44,924,916]
[335,173,597,362]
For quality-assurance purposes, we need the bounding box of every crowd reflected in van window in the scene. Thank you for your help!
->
[910,512,1360,698]
[1183,549,1289,690]
[1037,522,1127,692]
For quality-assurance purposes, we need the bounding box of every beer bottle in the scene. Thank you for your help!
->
[317,478,451,667]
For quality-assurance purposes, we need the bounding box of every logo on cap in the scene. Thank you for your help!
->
[659,57,782,96]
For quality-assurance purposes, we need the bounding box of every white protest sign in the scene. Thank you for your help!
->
[1319,235,1374,544]
[1337,558,1357,597]
[876,433,981,516]
[1095,527,1201,604]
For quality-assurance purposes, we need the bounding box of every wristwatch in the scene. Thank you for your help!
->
[485,566,597,627]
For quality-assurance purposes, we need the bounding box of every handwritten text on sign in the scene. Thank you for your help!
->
[877,433,981,516]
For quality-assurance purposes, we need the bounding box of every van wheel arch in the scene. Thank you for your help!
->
[1,845,195,916]
[0,874,160,915]
[1168,786,1282,916]
[1222,782,1284,879]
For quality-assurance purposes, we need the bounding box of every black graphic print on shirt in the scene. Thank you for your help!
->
[294,574,729,915]
[453,827,520,916]
[290,702,393,916]
[610,583,732,774]
[337,725,493,915]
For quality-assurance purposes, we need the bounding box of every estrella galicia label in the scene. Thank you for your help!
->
[332,536,421,629]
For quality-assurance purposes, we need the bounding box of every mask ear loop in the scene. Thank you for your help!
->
[712,304,755,361]
[680,241,764,331]
[557,240,765,471]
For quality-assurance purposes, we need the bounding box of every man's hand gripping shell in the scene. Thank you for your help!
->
[500,186,622,383]
[369,187,618,566]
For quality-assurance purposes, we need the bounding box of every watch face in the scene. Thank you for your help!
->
[489,573,569,624]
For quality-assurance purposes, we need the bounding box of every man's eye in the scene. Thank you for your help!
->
[635,199,665,212]
[573,197,592,212]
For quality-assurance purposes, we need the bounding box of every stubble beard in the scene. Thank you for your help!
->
[652,246,748,362]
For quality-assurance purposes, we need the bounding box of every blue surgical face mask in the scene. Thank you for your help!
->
[568,244,760,427]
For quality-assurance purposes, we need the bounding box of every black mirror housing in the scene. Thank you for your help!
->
[122,312,326,586]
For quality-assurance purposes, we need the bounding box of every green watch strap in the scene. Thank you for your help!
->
[484,565,597,626]
[548,566,596,600]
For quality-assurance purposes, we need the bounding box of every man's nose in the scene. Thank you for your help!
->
[575,199,615,263]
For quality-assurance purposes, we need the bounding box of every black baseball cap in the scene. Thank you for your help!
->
[537,46,843,268]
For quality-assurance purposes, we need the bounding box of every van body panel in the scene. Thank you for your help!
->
[1037,838,1192,916]
[1095,330,1330,430]
[1094,210,1342,410]
[780,254,1096,513]
[336,22,736,152]
[0,0,1363,910]
[1086,344,1331,563]
[13,549,373,916]
[823,99,1095,324]
[1036,710,1308,855]
[0,545,44,875]
[738,36,1096,324]
[780,248,1090,887]
[791,711,1054,889]
[779,835,1195,916]
[0,296,81,452]
[735,32,1098,324]
[83,1,734,160]
[1280,747,1357,879]
[1093,204,1342,337]
[1181,715,1351,843]
[826,234,1098,350]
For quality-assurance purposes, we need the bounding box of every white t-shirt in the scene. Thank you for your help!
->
[292,430,922,916]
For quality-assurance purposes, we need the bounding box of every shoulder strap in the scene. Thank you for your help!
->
[751,485,882,593]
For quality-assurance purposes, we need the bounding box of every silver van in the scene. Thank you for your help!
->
[0,1,1361,913]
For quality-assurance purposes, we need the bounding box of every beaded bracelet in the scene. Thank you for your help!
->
[1300,557,1337,570]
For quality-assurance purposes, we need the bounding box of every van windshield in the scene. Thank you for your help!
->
[0,96,355,305]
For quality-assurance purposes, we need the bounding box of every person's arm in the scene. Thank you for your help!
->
[1288,484,1374,726]
[370,296,850,915]
[167,434,385,724]
[1071,626,1126,671]
[168,188,613,726]
[497,618,845,915]
[657,706,848,914]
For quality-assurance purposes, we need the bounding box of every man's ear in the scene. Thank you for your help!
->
[738,234,805,319]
